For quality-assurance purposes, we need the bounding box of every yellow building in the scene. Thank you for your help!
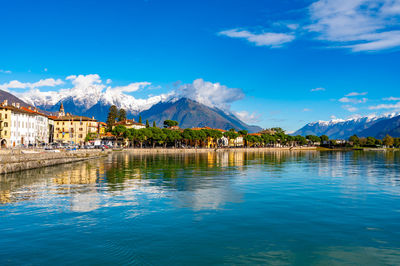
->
[52,103,98,145]
[0,104,11,148]
[98,122,107,135]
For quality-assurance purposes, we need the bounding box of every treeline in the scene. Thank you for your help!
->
[349,134,400,148]
[109,125,321,148]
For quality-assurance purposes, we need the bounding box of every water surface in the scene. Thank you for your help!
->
[1,151,400,265]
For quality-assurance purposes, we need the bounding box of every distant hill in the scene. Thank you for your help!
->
[294,113,400,139]
[0,89,34,108]
[139,98,262,132]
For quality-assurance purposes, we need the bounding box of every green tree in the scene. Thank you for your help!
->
[320,135,329,143]
[366,137,377,147]
[349,135,360,146]
[182,129,194,147]
[153,121,157,127]
[383,134,394,147]
[146,119,150,128]
[163,120,179,128]
[138,116,142,124]
[106,105,118,131]
[112,125,127,137]
[117,108,127,122]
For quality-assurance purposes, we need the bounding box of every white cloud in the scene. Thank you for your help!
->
[286,24,300,30]
[106,79,112,84]
[307,0,400,51]
[339,97,368,103]
[219,29,295,47]
[369,101,400,110]
[311,87,326,92]
[177,78,245,111]
[234,111,261,123]
[106,82,151,94]
[383,96,400,101]
[342,105,358,112]
[0,78,64,91]
[346,92,368,96]
[0,69,12,74]
[302,108,312,112]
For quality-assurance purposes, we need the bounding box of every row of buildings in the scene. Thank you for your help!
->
[0,100,254,149]
[0,101,125,148]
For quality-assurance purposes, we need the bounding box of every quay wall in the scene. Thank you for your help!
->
[0,150,110,175]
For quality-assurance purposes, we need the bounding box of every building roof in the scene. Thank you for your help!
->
[114,119,144,126]
[53,114,97,122]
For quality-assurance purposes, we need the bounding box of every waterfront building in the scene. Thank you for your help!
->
[52,103,98,145]
[112,119,145,130]
[8,103,37,147]
[0,102,11,148]
[20,107,49,145]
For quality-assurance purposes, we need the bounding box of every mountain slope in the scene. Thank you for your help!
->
[358,115,400,138]
[294,113,399,139]
[0,89,34,108]
[139,98,262,132]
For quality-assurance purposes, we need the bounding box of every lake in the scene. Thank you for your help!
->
[1,150,400,265]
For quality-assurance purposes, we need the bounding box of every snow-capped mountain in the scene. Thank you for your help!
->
[294,113,400,139]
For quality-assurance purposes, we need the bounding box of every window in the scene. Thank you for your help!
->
[78,134,82,138]
[5,114,7,119]
[79,128,83,131]
[4,122,7,127]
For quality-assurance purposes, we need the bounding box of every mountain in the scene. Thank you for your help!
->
[358,115,400,138]
[14,87,261,132]
[294,113,400,139]
[139,98,262,132]
[0,89,34,108]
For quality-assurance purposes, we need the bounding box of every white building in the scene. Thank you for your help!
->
[8,103,50,147]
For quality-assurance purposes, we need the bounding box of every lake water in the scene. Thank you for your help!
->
[1,150,400,265]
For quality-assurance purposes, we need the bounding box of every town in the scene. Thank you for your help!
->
[1,100,399,150]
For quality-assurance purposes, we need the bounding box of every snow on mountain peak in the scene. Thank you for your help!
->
[311,112,400,126]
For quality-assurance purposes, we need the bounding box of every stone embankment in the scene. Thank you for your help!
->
[0,150,110,174]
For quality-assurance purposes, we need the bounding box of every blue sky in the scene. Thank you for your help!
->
[1,0,400,131]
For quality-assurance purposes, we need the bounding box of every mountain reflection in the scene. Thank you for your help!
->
[1,150,400,211]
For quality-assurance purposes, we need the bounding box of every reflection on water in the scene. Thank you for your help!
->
[1,150,400,265]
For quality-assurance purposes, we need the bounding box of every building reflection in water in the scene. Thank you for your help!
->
[1,150,400,211]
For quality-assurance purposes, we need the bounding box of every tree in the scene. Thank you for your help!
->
[182,129,194,147]
[366,136,377,147]
[117,108,127,122]
[383,134,394,147]
[238,130,248,136]
[106,105,118,131]
[270,127,285,134]
[163,120,179,128]
[146,119,150,128]
[349,135,360,146]
[138,116,142,124]
[112,125,127,137]
[320,135,329,143]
